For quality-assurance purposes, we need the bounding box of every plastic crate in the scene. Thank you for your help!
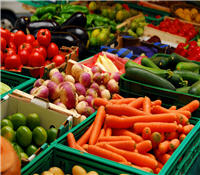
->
[0,70,36,99]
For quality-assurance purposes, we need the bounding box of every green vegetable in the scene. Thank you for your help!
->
[0,82,11,95]
[60,4,89,14]
[40,13,53,20]
[176,86,191,93]
[171,53,191,64]
[176,62,200,73]
[150,55,174,69]
[167,73,188,88]
[35,5,57,17]
[141,57,160,69]
[30,15,39,22]
[189,80,200,96]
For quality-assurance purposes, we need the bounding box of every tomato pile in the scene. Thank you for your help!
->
[0,28,65,70]
[148,18,197,41]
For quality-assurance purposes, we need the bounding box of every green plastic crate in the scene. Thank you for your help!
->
[0,70,36,99]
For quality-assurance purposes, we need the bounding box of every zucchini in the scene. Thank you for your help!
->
[125,61,171,79]
[141,57,160,69]
[176,86,191,93]
[125,67,176,90]
[176,62,200,73]
[150,55,174,69]
[171,53,191,64]
[167,73,188,88]
[188,80,200,96]
[173,70,200,85]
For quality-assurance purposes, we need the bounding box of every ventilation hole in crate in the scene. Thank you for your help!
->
[60,160,65,170]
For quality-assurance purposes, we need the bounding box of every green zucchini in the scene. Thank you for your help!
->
[173,70,200,85]
[176,62,200,73]
[141,57,160,69]
[125,67,176,90]
[150,55,174,69]
[125,61,171,79]
[176,86,191,93]
[167,73,188,88]
[171,53,191,64]
[188,80,200,96]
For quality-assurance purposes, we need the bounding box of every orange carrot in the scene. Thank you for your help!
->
[177,124,183,133]
[112,129,143,143]
[151,100,162,106]
[98,136,132,142]
[75,144,87,152]
[165,131,178,140]
[133,122,178,133]
[157,161,164,169]
[105,128,112,137]
[136,140,152,154]
[169,106,176,110]
[144,153,156,160]
[110,98,136,104]
[176,114,189,125]
[103,144,158,169]
[160,132,165,142]
[131,164,153,173]
[143,96,151,114]
[142,127,151,140]
[151,132,162,144]
[89,106,106,145]
[179,134,186,142]
[77,123,94,146]
[154,149,162,160]
[154,167,161,174]
[119,162,132,166]
[183,124,194,134]
[87,145,127,163]
[158,141,169,154]
[169,139,180,151]
[112,93,124,99]
[96,140,136,151]
[67,132,77,149]
[128,97,144,109]
[82,144,89,150]
[105,113,177,129]
[93,98,109,107]
[98,128,105,139]
[160,154,171,164]
[105,104,146,116]
[178,100,199,112]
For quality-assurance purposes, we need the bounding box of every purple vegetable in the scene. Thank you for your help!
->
[49,68,59,78]
[71,63,84,81]
[79,72,91,87]
[85,96,94,106]
[64,75,75,83]
[91,65,102,74]
[102,72,110,84]
[90,82,100,96]
[75,83,86,96]
[46,81,60,101]
[50,72,64,84]
[31,85,49,99]
[34,79,44,87]
[76,101,88,114]
[86,88,98,98]
[30,87,38,95]
[84,106,95,117]
[111,72,120,82]
[78,95,85,102]
[93,72,102,84]
[42,80,51,86]
[107,79,119,93]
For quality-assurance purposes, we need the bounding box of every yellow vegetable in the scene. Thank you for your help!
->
[183,9,190,15]
[87,171,99,175]
[41,171,54,175]
[191,8,198,17]
[72,165,87,175]
[196,14,200,23]
[49,167,64,175]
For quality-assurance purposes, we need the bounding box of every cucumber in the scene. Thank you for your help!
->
[176,86,191,93]
[167,73,188,88]
[141,57,160,69]
[125,61,171,79]
[171,53,191,64]
[176,62,200,73]
[173,70,200,85]
[188,80,200,96]
[125,67,176,90]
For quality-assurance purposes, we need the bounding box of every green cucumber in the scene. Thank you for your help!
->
[176,86,191,93]
[188,80,200,96]
[173,70,200,85]
[171,53,191,64]
[176,62,200,73]
[125,67,176,90]
[125,61,171,79]
[141,57,160,69]
[167,73,188,88]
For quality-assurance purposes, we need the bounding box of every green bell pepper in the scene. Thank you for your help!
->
[35,5,57,17]
[30,15,39,22]
[40,13,53,20]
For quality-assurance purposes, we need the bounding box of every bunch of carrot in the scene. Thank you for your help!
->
[67,94,199,174]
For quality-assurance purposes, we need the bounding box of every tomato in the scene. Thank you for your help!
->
[29,51,45,67]
[9,33,15,42]
[18,43,32,53]
[8,42,17,52]
[0,28,11,43]
[32,40,40,48]
[18,49,29,66]
[26,34,35,44]
[45,60,51,65]
[4,54,21,69]
[1,38,6,51]
[37,29,51,47]
[52,55,65,66]
[47,42,59,59]
[33,46,47,59]
[1,50,4,65]
[3,48,15,60]
[13,31,26,47]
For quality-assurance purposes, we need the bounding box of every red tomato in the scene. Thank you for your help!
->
[26,34,35,44]
[52,55,65,66]
[47,42,59,59]
[32,40,40,48]
[13,31,26,47]
[18,43,32,53]
[37,29,51,47]
[3,48,15,60]
[4,54,21,69]
[8,42,17,52]
[45,60,51,65]
[0,28,11,43]
[9,33,15,42]
[18,49,29,66]
[33,46,47,59]
[1,38,6,51]
[29,51,45,67]
[1,50,4,65]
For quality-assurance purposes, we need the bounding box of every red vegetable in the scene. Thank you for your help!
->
[29,51,45,67]
[13,31,26,47]
[4,54,21,69]
[1,38,6,51]
[47,42,59,59]
[37,29,51,47]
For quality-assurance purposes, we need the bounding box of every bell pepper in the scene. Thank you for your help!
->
[40,13,53,20]
[30,15,39,22]
[35,5,57,17]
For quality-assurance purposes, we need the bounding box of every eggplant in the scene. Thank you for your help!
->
[61,12,86,28]
[10,28,20,33]
[14,16,30,34]
[59,25,88,46]
[27,20,60,34]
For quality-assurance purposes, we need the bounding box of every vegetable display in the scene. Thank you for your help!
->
[66,95,198,174]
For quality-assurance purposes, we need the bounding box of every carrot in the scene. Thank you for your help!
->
[110,98,136,104]
[75,144,87,152]
[112,129,143,143]
[183,124,194,134]
[98,136,132,142]
[89,106,106,145]
[169,139,180,151]
[96,140,136,151]
[98,128,105,139]
[169,106,176,110]
[158,141,169,154]
[177,124,183,133]
[154,167,161,174]
[160,132,165,142]
[165,131,178,140]
[77,123,94,146]
[157,161,164,169]
[93,98,109,107]
[144,153,156,160]
[142,127,151,140]
[179,133,186,142]
[105,128,112,137]
[128,97,144,109]
[154,149,162,160]
[87,145,127,163]
[151,132,162,144]
[103,144,158,169]
[82,144,89,150]
[151,100,162,106]
[143,96,151,114]
[67,132,77,149]
[112,93,124,99]
[136,140,152,154]
[178,100,199,112]
[160,154,171,164]
[119,162,132,166]
[105,104,146,116]
[131,164,153,173]
[133,122,178,133]
[105,113,177,129]
[176,114,189,125]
